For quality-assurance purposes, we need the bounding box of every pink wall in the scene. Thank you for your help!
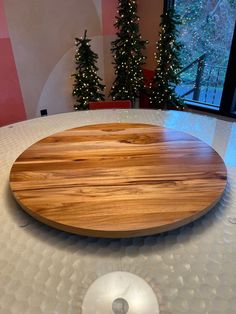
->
[0,0,8,38]
[0,0,163,127]
[0,0,26,126]
[138,0,164,70]
[101,0,118,96]
[102,0,118,36]
[4,0,105,120]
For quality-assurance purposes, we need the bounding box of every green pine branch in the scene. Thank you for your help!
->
[72,30,105,110]
[150,8,185,110]
[110,0,147,103]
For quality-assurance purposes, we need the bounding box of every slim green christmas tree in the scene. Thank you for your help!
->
[110,0,147,104]
[150,8,184,110]
[72,30,105,110]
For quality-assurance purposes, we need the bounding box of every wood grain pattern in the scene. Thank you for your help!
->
[9,123,227,238]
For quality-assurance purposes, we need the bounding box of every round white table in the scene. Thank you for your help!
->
[1,109,236,314]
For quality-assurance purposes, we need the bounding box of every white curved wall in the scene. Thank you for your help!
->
[4,0,102,119]
[37,36,104,116]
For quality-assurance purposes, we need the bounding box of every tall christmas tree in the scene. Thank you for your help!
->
[110,0,147,104]
[72,30,105,110]
[150,8,184,110]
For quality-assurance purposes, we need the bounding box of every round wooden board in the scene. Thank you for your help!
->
[9,123,227,238]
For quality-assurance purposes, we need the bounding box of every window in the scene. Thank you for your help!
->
[172,0,236,117]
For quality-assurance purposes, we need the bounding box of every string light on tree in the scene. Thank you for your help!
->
[72,30,105,110]
[110,0,147,104]
[150,8,185,110]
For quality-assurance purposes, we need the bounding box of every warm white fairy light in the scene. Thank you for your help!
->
[72,32,105,110]
[149,8,184,109]
[110,0,147,101]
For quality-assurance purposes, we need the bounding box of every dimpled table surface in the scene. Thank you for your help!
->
[1,109,236,314]
[9,122,226,238]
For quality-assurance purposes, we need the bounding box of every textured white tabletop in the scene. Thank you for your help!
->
[0,109,236,314]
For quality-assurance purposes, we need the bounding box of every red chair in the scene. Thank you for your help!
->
[89,100,132,110]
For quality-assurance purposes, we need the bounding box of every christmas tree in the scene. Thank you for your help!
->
[72,30,105,110]
[110,0,147,104]
[150,8,184,110]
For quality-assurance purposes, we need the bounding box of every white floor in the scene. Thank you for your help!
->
[0,109,236,314]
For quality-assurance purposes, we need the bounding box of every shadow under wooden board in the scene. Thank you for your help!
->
[9,123,227,238]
